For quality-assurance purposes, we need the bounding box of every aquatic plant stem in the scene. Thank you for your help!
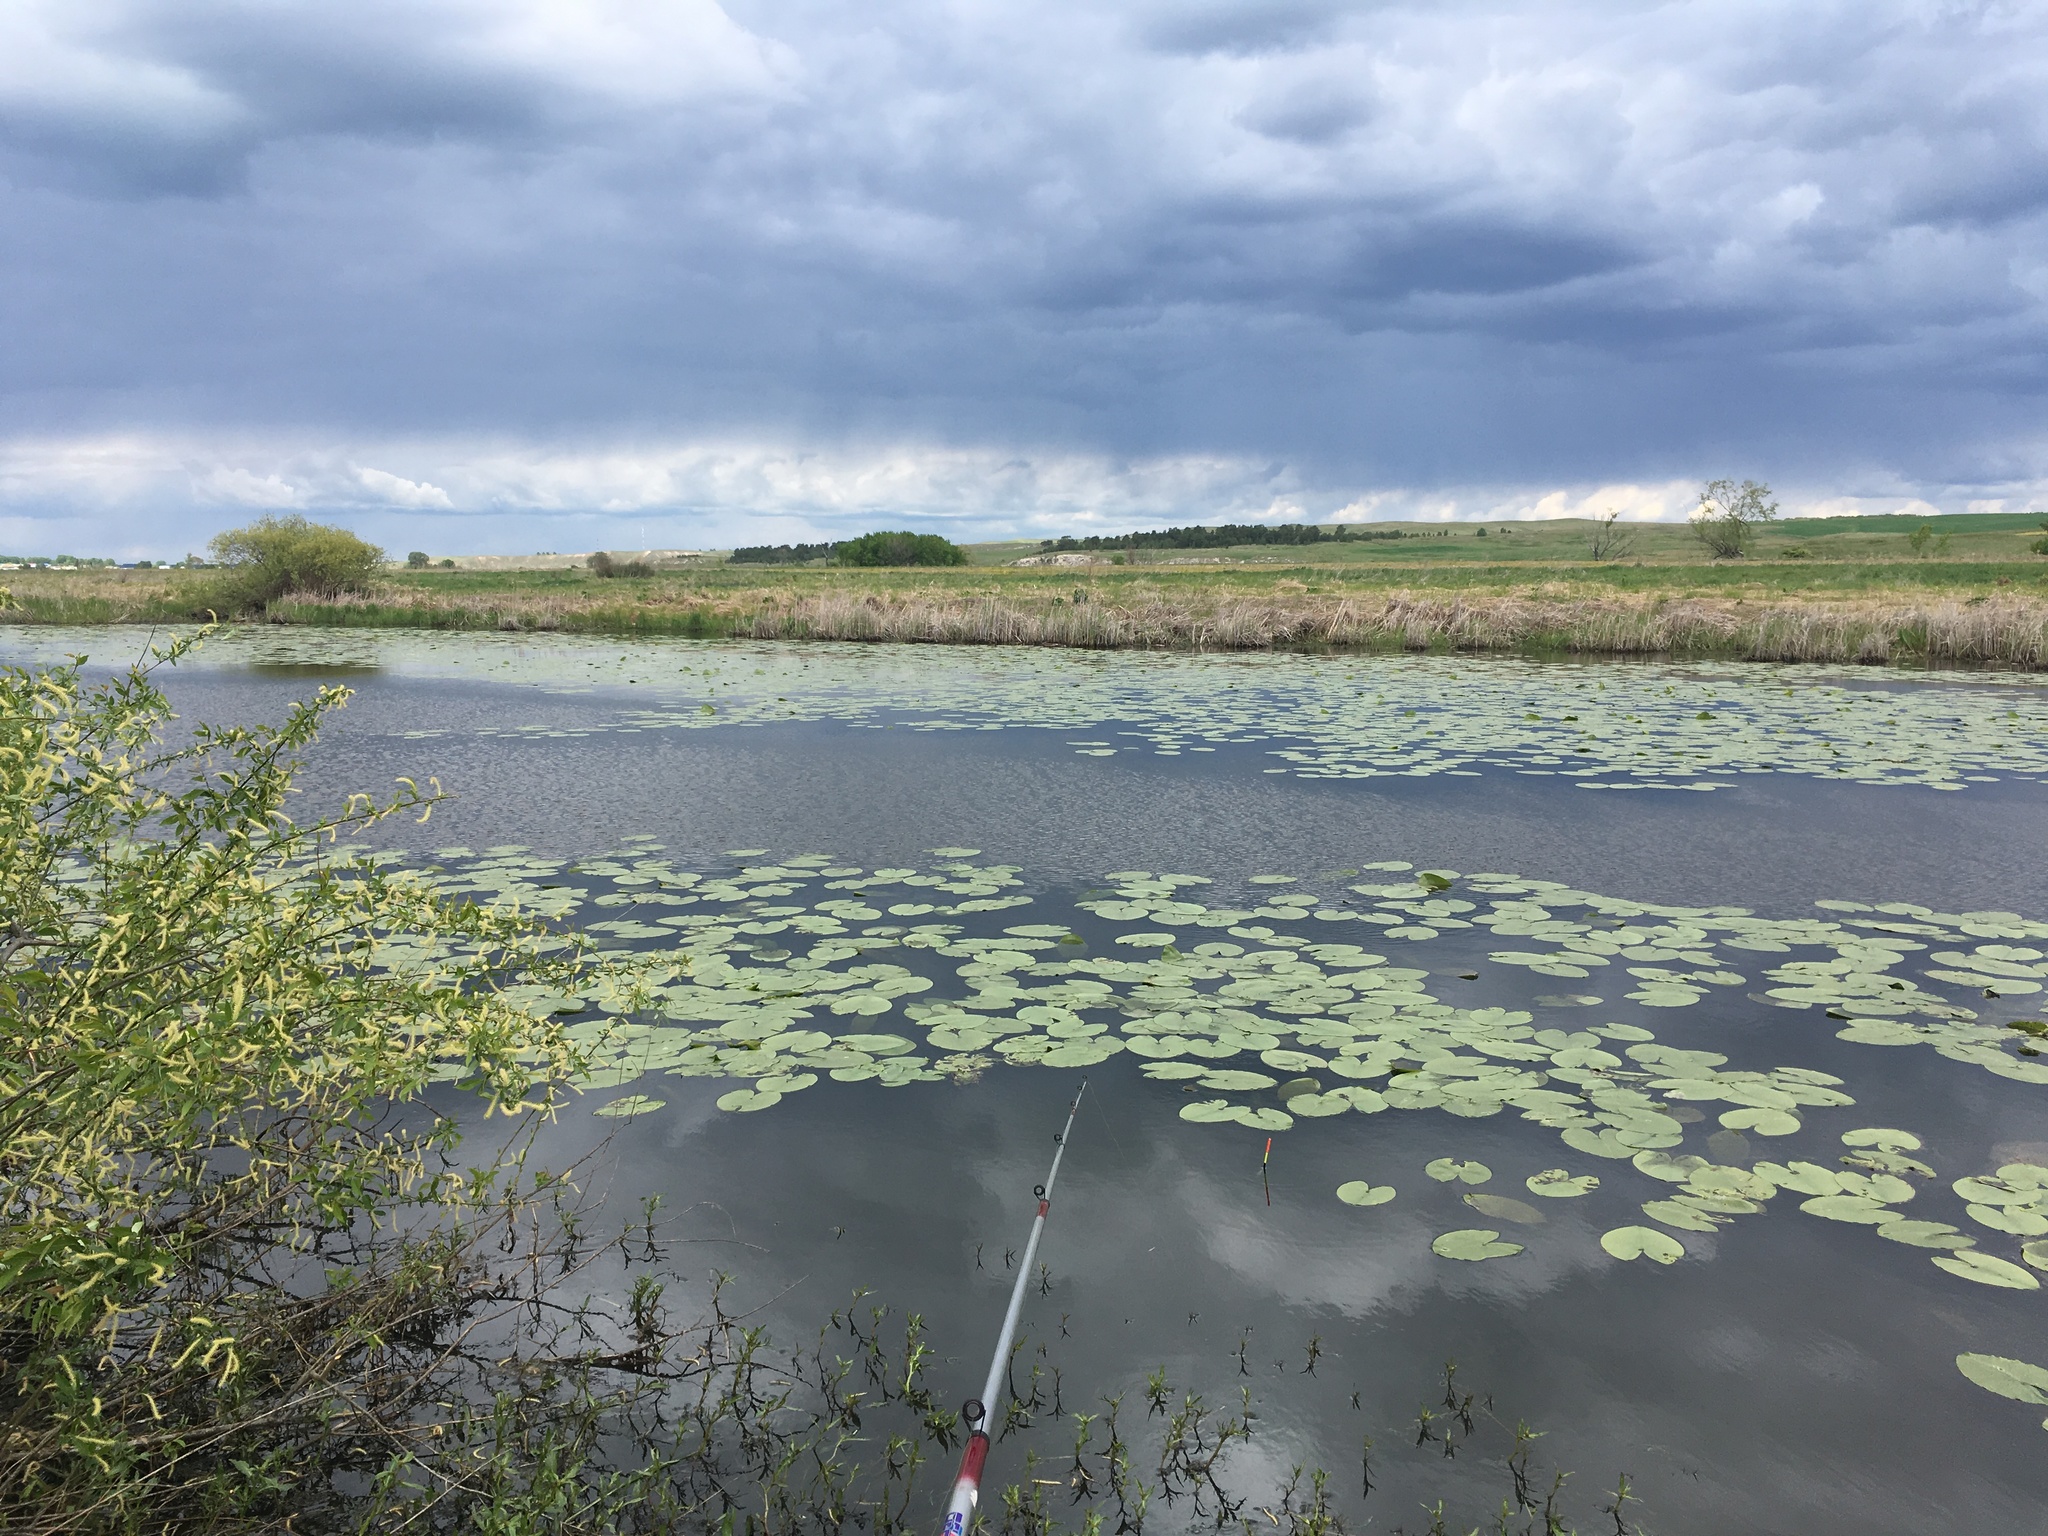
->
[943,1079,1088,1535]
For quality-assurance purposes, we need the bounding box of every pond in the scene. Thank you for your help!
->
[11,623,2048,1533]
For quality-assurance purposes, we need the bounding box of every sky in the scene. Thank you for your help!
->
[1,0,2044,557]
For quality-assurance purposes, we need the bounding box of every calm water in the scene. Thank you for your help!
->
[13,624,2048,1533]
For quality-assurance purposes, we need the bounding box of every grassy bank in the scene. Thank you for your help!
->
[8,540,2048,666]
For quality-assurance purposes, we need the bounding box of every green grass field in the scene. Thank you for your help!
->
[6,512,2046,666]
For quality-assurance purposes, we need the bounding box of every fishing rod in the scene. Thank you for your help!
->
[940,1079,1088,1536]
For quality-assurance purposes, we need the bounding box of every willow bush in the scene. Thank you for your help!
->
[204,515,387,611]
[0,633,666,1531]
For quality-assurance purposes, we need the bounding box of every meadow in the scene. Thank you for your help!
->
[7,511,2048,667]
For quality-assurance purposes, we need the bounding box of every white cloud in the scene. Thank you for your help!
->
[197,465,305,507]
[356,466,453,508]
[4,432,2044,557]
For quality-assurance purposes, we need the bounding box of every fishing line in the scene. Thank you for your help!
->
[940,1078,1087,1536]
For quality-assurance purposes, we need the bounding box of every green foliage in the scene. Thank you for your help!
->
[0,636,624,1530]
[1039,523,1413,552]
[729,541,838,565]
[834,531,968,567]
[589,551,653,578]
[1689,479,1778,559]
[406,550,430,568]
[204,515,386,611]
[1907,523,1952,558]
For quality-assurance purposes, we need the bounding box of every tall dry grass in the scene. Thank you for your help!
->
[255,583,2048,668]
[7,565,2046,666]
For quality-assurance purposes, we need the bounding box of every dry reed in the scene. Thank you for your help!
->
[12,570,2048,668]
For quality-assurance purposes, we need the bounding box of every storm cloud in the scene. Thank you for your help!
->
[1,0,2044,553]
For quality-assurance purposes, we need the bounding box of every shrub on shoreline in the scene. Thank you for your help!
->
[204,515,385,611]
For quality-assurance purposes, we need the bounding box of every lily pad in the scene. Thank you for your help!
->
[1229,1106,1296,1131]
[1877,1219,1975,1250]
[1432,1228,1523,1261]
[1527,1169,1598,1198]
[1426,1158,1492,1185]
[1718,1107,1802,1136]
[1957,1353,2048,1406]
[1336,1181,1396,1207]
[593,1093,667,1118]
[1285,1091,1355,1117]
[1601,1226,1685,1264]
[1967,1204,2048,1236]
[1933,1251,2041,1290]
[1843,1127,1922,1150]
[715,1087,784,1113]
[1800,1195,1893,1225]
[1200,1069,1279,1092]
[1642,1199,1722,1233]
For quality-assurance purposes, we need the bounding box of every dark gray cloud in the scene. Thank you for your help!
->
[0,0,2044,552]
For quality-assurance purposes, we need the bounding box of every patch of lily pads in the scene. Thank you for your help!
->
[383,840,2048,1301]
[86,626,2048,794]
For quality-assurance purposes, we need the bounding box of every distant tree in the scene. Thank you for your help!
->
[439,557,455,568]
[1587,511,1637,562]
[407,550,430,568]
[1907,522,1952,558]
[729,541,839,565]
[1689,479,1777,559]
[588,551,652,578]
[205,515,385,610]
[835,531,968,567]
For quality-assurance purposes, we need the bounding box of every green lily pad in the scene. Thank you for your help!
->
[1642,1199,1722,1233]
[1601,1226,1685,1264]
[1526,1169,1598,1198]
[1719,1107,1801,1136]
[1200,1069,1279,1092]
[1957,1353,2048,1406]
[1633,1152,1711,1184]
[593,1094,667,1118]
[1286,1091,1355,1117]
[1179,1099,1239,1123]
[1336,1181,1396,1207]
[1426,1158,1492,1185]
[1954,1176,2043,1207]
[715,1087,784,1113]
[1877,1220,1975,1250]
[1432,1228,1523,1261]
[2023,1240,2048,1271]
[1563,1126,1640,1160]
[1754,1159,1839,1196]
[1843,1127,1922,1150]
[1800,1195,1893,1225]
[1465,1193,1546,1225]
[1967,1204,2048,1236]
[1933,1251,2041,1290]
[1231,1106,1296,1131]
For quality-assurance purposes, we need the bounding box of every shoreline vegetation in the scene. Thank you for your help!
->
[6,510,2048,668]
